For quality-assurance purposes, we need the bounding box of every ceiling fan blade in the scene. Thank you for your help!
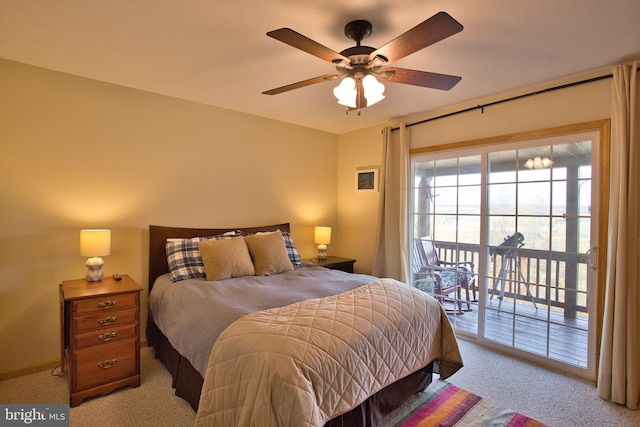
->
[267,28,350,64]
[370,12,463,64]
[382,67,461,90]
[262,74,338,95]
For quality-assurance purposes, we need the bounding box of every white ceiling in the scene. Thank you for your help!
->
[1,0,639,134]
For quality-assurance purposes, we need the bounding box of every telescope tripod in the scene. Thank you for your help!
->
[491,253,538,312]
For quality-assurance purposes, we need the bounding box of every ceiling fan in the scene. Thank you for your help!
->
[263,11,463,114]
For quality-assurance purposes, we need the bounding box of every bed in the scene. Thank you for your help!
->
[146,223,462,426]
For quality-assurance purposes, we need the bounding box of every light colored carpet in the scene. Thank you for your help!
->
[447,339,639,427]
[0,347,196,426]
[1,341,638,426]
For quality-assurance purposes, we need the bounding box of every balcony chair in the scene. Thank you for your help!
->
[412,236,476,313]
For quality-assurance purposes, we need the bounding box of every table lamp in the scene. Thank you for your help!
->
[314,226,331,260]
[80,229,111,281]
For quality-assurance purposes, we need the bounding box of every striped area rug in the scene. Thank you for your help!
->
[380,380,547,427]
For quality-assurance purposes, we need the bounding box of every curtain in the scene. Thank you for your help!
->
[372,125,410,281]
[597,61,639,409]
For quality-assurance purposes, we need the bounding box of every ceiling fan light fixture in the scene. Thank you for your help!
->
[333,77,357,108]
[362,74,385,106]
[264,12,463,114]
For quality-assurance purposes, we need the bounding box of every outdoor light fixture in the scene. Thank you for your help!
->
[524,157,553,169]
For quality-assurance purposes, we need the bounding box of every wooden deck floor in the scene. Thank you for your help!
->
[442,297,589,369]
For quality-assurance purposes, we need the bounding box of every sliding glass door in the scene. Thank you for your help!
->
[410,126,601,378]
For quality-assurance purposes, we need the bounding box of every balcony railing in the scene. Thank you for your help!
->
[430,240,588,319]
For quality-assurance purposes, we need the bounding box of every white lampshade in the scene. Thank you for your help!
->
[314,226,332,245]
[80,229,111,256]
[80,229,111,281]
[334,74,385,110]
[314,226,331,261]
[333,77,357,108]
[362,75,385,106]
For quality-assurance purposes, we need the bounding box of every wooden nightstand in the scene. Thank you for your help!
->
[306,256,356,273]
[60,274,142,407]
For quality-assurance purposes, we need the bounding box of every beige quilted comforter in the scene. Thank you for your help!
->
[195,278,463,427]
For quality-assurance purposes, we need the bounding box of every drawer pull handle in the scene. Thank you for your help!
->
[98,359,117,369]
[99,332,117,342]
[98,300,118,308]
[98,316,117,325]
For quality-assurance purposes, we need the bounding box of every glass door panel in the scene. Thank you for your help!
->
[484,139,593,371]
[411,154,481,335]
[411,130,599,378]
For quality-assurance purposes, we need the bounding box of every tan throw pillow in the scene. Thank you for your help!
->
[244,230,294,276]
[198,237,255,281]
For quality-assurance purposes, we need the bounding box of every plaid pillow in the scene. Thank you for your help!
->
[236,229,301,266]
[166,232,238,282]
[282,231,302,265]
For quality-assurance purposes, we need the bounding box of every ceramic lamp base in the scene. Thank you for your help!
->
[85,257,105,282]
[317,244,328,260]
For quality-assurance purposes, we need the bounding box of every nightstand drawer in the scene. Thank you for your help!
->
[73,323,137,349]
[74,339,137,390]
[72,307,138,333]
[72,293,138,314]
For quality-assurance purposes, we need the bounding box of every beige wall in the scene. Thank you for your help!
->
[0,59,339,375]
[407,74,612,148]
[336,126,387,274]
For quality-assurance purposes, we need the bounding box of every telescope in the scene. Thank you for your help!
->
[492,232,524,256]
[490,231,537,310]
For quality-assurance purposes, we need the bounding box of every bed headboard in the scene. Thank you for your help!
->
[148,223,291,292]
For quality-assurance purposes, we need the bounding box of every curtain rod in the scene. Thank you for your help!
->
[391,72,615,132]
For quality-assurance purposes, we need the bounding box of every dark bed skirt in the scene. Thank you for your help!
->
[147,318,433,426]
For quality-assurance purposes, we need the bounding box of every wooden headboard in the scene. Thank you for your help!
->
[148,223,290,292]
